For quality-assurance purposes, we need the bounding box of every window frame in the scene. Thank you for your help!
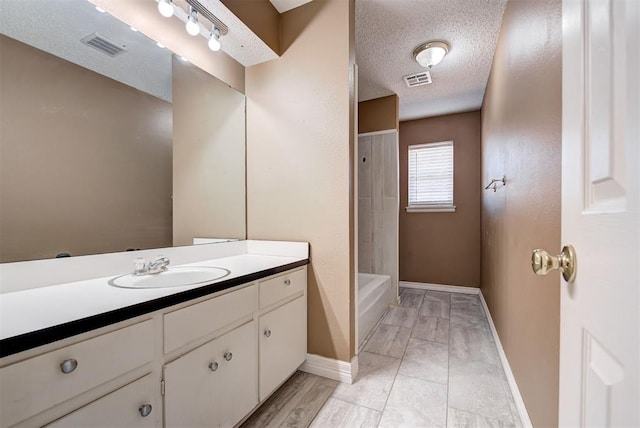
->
[406,140,456,213]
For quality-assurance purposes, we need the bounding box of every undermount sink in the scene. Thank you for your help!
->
[109,266,231,289]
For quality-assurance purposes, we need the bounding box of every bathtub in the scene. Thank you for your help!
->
[358,273,393,349]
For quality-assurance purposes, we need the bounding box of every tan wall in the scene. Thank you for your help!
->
[358,95,399,133]
[172,57,246,245]
[246,0,355,362]
[480,0,562,425]
[399,111,481,286]
[221,0,280,55]
[89,0,245,93]
[0,35,172,262]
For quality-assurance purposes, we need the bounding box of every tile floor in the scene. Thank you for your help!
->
[242,288,521,428]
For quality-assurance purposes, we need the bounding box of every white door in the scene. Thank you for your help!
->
[559,0,639,425]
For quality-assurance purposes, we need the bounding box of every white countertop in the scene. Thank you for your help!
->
[0,241,308,344]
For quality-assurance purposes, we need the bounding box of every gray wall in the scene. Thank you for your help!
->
[358,132,399,291]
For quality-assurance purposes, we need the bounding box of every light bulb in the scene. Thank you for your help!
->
[157,0,174,18]
[208,29,221,51]
[186,8,199,36]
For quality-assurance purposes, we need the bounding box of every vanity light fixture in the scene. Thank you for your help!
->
[413,41,450,69]
[208,27,221,51]
[157,0,174,18]
[185,6,200,36]
[156,0,228,54]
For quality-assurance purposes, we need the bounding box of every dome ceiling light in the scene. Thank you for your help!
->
[413,41,450,69]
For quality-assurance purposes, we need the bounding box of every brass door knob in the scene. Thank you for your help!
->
[531,245,577,282]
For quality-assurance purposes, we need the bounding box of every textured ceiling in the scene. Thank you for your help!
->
[187,0,278,66]
[356,0,507,121]
[0,0,279,100]
[269,0,314,13]
[0,0,172,101]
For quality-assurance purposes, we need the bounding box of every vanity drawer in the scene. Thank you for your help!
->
[163,284,256,353]
[0,320,154,428]
[45,374,160,428]
[259,268,306,309]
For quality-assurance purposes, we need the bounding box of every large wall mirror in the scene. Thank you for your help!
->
[0,0,246,263]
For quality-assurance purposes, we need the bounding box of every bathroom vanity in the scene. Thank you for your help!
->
[0,241,309,428]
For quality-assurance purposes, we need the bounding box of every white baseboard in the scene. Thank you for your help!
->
[299,353,359,384]
[399,281,480,294]
[478,292,533,428]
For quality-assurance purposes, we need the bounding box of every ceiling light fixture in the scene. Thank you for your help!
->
[185,6,200,36]
[155,0,228,55]
[413,41,450,69]
[208,27,221,51]
[95,6,106,13]
[158,0,174,18]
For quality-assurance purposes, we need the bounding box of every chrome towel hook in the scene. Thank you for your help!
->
[484,175,506,192]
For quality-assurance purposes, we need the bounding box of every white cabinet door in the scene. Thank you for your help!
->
[45,374,160,428]
[560,0,639,425]
[164,321,257,428]
[259,296,307,400]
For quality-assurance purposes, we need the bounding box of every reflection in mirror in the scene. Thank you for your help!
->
[0,0,246,263]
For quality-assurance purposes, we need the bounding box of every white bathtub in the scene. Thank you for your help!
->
[358,273,392,349]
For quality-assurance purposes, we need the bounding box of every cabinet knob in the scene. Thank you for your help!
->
[209,361,219,372]
[224,352,233,361]
[264,329,272,338]
[60,359,78,374]
[138,404,153,417]
[284,279,291,286]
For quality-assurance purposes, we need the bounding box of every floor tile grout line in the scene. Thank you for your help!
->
[326,396,383,414]
[374,292,419,428]
[388,370,449,386]
[360,349,404,360]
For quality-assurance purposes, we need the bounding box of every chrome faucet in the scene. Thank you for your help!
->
[133,256,170,275]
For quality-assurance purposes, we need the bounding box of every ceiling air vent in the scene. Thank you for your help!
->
[403,71,432,88]
[81,33,127,57]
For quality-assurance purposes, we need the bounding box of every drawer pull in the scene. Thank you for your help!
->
[209,361,219,372]
[60,359,78,374]
[284,279,291,286]
[139,404,153,417]
[264,329,272,338]
[224,352,233,361]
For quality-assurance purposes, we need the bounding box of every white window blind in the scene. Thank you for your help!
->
[408,141,454,211]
